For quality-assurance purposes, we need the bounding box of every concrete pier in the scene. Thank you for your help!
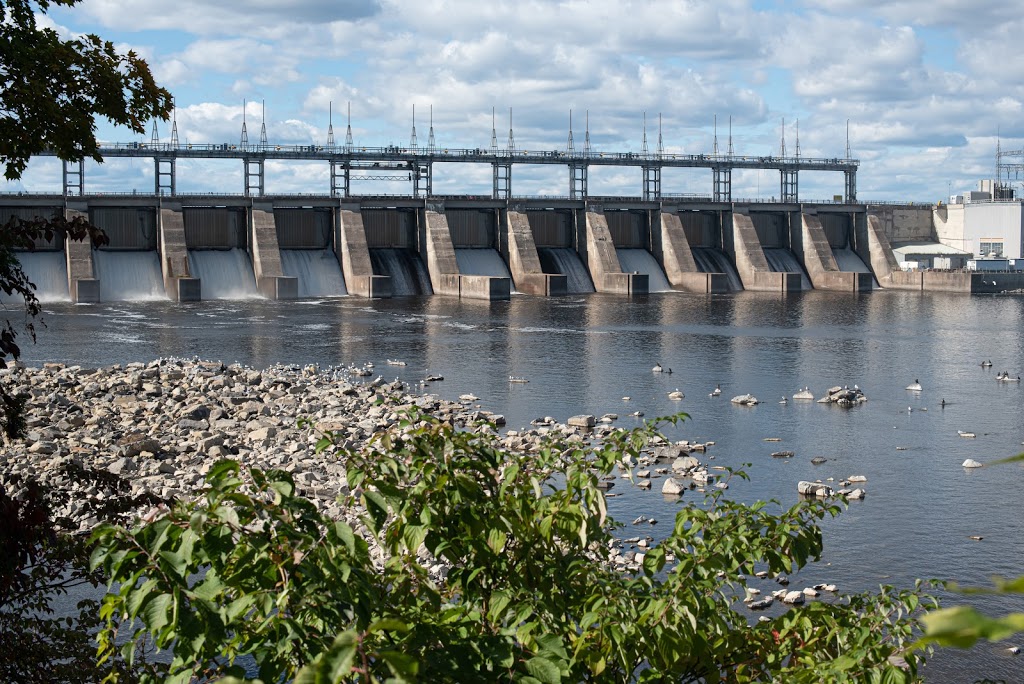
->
[64,205,99,303]
[583,211,648,294]
[337,206,391,298]
[158,203,200,301]
[506,211,566,295]
[424,209,510,300]
[657,211,730,293]
[249,204,298,300]
[866,215,901,284]
[800,214,871,292]
[732,213,800,291]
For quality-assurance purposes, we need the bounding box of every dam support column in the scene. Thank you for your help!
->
[158,202,200,301]
[337,205,391,298]
[506,210,566,295]
[581,210,648,294]
[800,213,871,292]
[249,203,298,299]
[866,214,902,287]
[657,210,729,293]
[732,212,800,291]
[424,207,510,301]
[64,203,99,303]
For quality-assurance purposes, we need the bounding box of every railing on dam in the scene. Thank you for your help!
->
[0,191,866,207]
[83,141,858,172]
[27,134,861,205]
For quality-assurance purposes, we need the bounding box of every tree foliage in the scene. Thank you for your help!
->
[92,414,937,683]
[0,462,162,683]
[0,0,173,180]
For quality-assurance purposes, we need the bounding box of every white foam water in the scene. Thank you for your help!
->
[615,248,673,292]
[93,250,167,301]
[188,249,260,299]
[279,249,347,298]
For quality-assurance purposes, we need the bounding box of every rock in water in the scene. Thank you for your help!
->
[661,478,684,495]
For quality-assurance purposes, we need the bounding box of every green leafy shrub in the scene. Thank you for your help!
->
[92,413,936,683]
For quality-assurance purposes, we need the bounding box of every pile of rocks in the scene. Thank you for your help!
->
[817,386,868,407]
[0,359,534,533]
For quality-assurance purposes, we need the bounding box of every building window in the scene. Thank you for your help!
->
[980,241,1004,257]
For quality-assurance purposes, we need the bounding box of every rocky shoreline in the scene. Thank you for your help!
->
[1,358,865,602]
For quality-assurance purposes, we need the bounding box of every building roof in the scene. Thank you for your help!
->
[892,241,972,257]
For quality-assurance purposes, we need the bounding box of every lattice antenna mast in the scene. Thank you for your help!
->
[567,110,575,155]
[657,113,664,157]
[327,101,335,147]
[345,102,353,151]
[713,114,719,156]
[171,99,179,148]
[150,118,159,145]
[507,107,515,154]
[259,100,268,147]
[584,110,591,156]
[240,99,248,147]
[845,119,851,159]
[780,117,786,158]
[728,115,733,156]
[491,107,498,154]
[427,105,435,153]
[641,111,649,157]
[795,119,800,159]
[410,104,418,149]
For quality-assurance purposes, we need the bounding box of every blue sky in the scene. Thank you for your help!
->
[9,0,1023,200]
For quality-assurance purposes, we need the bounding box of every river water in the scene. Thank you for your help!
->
[19,290,1024,681]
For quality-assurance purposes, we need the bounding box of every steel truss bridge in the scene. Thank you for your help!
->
[45,142,859,203]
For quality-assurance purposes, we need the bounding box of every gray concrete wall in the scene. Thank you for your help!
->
[64,205,99,303]
[866,215,901,283]
[337,206,391,298]
[886,271,1024,293]
[583,211,647,294]
[657,211,714,292]
[732,212,799,291]
[424,208,510,300]
[800,214,867,291]
[158,203,200,301]
[250,204,297,300]
[506,210,566,295]
[424,210,461,296]
[868,205,934,243]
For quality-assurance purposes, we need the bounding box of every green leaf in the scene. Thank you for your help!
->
[364,489,389,535]
[487,528,508,554]
[524,656,561,684]
[368,618,409,633]
[380,650,419,678]
[143,593,173,633]
[920,605,1024,648]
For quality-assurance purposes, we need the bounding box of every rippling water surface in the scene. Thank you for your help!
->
[23,290,1024,681]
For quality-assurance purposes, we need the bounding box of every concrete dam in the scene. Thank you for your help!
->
[0,195,901,302]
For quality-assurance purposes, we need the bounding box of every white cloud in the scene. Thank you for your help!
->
[13,0,1024,200]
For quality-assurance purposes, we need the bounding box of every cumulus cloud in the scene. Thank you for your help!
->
[9,0,1021,200]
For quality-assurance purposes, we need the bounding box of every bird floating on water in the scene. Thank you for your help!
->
[709,384,722,397]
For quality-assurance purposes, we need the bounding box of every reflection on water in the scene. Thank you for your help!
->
[22,290,1024,681]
